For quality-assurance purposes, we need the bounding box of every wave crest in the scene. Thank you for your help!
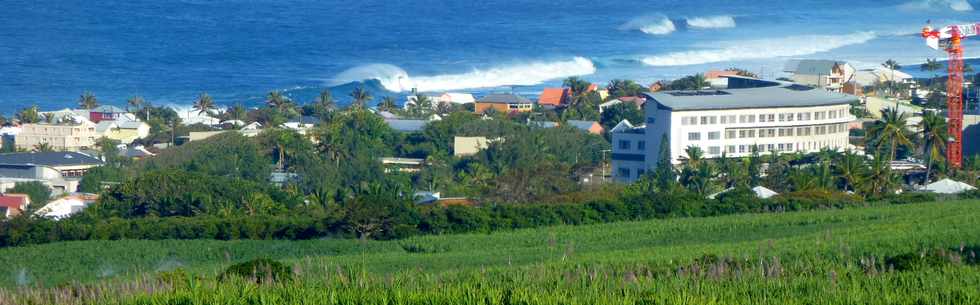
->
[642,31,876,66]
[901,0,973,11]
[331,57,596,93]
[621,15,676,35]
[686,15,736,29]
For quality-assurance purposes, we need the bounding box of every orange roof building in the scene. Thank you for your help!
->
[538,88,570,107]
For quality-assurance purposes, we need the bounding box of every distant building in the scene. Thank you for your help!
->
[96,119,150,144]
[0,152,103,194]
[610,120,647,183]
[566,120,604,135]
[385,119,428,133]
[454,136,491,157]
[785,60,855,92]
[33,193,98,220]
[614,76,857,183]
[704,70,741,88]
[474,94,534,114]
[0,194,30,219]
[88,105,129,123]
[380,157,426,173]
[15,121,100,151]
[599,96,646,114]
[438,93,476,105]
[282,116,318,135]
[538,88,570,108]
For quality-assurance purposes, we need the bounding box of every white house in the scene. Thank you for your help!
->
[610,119,648,182]
[784,60,855,92]
[438,93,476,104]
[613,76,858,183]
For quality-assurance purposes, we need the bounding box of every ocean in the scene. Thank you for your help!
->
[2,0,980,114]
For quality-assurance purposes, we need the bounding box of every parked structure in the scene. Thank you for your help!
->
[614,76,857,183]
[474,94,534,114]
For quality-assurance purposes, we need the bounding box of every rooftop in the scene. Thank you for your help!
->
[785,59,848,74]
[0,152,104,167]
[644,76,858,111]
[385,119,428,132]
[477,93,533,105]
[538,88,568,106]
[90,105,128,113]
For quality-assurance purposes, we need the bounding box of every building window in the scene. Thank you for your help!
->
[739,115,756,123]
[700,116,716,125]
[829,111,838,119]
[726,130,737,139]
[797,127,811,136]
[637,141,646,151]
[618,140,631,150]
[707,131,720,140]
[618,168,630,178]
[726,145,736,153]
[720,115,736,124]
[738,145,747,153]
[708,146,721,155]
[739,130,755,138]
[682,116,698,125]
[688,132,701,141]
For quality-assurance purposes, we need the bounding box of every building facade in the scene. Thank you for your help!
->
[474,94,534,114]
[785,60,855,93]
[612,77,858,183]
[15,121,100,151]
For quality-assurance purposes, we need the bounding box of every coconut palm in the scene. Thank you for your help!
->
[562,76,591,96]
[33,142,53,152]
[920,58,942,86]
[127,96,145,113]
[378,96,397,112]
[193,92,217,115]
[867,107,913,163]
[833,150,866,193]
[16,105,40,124]
[78,91,99,109]
[266,90,293,112]
[315,89,336,112]
[865,154,898,196]
[882,59,902,97]
[349,87,372,108]
[918,111,948,183]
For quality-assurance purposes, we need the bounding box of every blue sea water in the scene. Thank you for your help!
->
[1,0,979,113]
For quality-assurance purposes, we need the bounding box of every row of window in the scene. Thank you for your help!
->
[617,139,646,151]
[617,167,646,179]
[697,140,847,156]
[688,123,848,141]
[679,108,848,126]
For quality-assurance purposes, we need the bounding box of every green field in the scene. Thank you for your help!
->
[1,200,979,304]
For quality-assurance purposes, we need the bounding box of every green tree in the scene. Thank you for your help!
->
[562,77,592,96]
[599,103,643,132]
[882,59,902,97]
[867,107,913,162]
[16,105,40,124]
[606,79,648,100]
[349,87,373,108]
[78,91,99,109]
[94,137,122,166]
[8,181,51,213]
[33,143,53,152]
[378,96,397,112]
[833,150,866,193]
[920,58,942,86]
[127,96,145,113]
[193,92,217,116]
[266,90,294,114]
[918,111,948,183]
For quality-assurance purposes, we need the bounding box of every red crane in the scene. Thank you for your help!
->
[922,22,978,168]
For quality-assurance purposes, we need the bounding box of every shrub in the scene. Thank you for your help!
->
[219,258,292,283]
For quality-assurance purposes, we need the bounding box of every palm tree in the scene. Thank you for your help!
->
[918,111,948,183]
[349,87,372,108]
[16,105,40,124]
[865,154,898,197]
[193,92,217,115]
[127,96,145,113]
[33,142,53,152]
[833,150,866,193]
[267,90,293,112]
[315,89,336,112]
[867,107,913,163]
[882,59,901,98]
[78,91,99,109]
[682,145,704,167]
[920,58,942,86]
[562,77,591,96]
[378,96,397,112]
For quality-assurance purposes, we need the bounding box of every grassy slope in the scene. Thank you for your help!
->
[1,200,978,288]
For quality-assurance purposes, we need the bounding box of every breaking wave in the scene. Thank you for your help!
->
[901,0,973,11]
[621,15,676,35]
[642,31,877,66]
[331,57,596,93]
[686,15,736,29]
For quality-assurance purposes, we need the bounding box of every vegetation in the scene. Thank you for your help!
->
[0,200,978,304]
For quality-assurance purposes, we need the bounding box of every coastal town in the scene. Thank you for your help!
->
[1,58,979,220]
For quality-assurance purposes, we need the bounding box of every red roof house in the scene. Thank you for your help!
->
[705,70,739,79]
[538,88,570,107]
[0,194,31,218]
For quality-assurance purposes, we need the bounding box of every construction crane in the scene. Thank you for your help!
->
[922,22,979,168]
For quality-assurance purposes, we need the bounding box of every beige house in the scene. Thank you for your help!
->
[15,121,100,151]
[96,120,151,144]
[454,136,491,156]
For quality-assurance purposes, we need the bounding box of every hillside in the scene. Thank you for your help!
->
[1,200,979,304]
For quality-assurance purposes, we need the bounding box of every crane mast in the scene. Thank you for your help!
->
[922,23,978,168]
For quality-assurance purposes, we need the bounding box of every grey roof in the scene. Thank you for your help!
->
[529,121,559,128]
[384,119,427,132]
[90,105,128,113]
[786,60,845,74]
[644,77,858,111]
[477,94,532,105]
[566,120,599,131]
[288,116,319,125]
[0,152,104,167]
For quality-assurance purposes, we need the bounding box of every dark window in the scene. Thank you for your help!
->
[618,140,631,150]
[637,141,646,151]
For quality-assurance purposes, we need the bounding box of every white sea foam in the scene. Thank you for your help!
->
[901,0,973,11]
[686,15,736,29]
[642,31,877,66]
[621,15,676,35]
[331,57,596,93]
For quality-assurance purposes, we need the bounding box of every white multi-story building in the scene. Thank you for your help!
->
[612,76,858,183]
